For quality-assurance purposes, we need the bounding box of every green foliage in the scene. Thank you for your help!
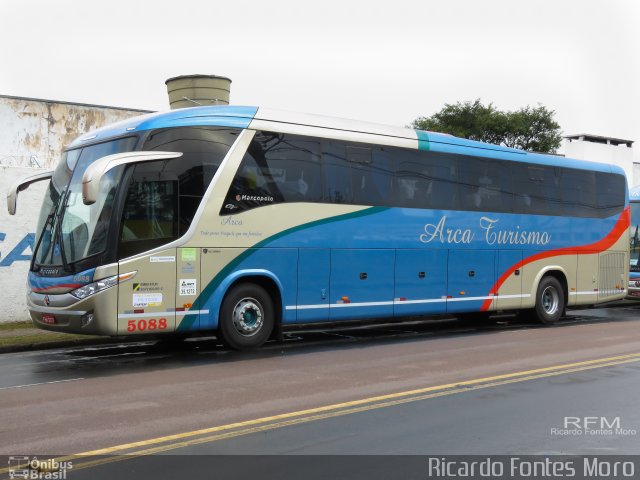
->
[411,99,562,153]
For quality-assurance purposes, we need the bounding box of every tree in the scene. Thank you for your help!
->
[410,99,562,153]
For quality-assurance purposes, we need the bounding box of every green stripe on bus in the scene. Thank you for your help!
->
[178,206,389,332]
[416,130,430,151]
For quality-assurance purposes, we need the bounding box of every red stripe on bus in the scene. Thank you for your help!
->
[32,283,83,292]
[481,206,630,311]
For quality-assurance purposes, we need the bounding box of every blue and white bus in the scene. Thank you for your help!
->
[628,186,640,298]
[8,106,629,349]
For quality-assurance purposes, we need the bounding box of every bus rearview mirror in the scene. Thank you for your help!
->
[6,170,54,215]
[82,151,182,205]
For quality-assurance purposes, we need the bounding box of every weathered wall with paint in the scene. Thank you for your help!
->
[1,167,48,321]
[0,95,150,168]
[0,95,152,322]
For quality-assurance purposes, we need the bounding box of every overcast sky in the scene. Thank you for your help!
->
[1,0,638,156]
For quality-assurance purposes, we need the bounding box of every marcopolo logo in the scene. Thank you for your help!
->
[551,416,638,437]
[8,456,73,479]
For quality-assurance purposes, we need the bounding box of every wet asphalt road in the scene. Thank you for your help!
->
[1,305,640,478]
[2,305,639,391]
[65,359,640,480]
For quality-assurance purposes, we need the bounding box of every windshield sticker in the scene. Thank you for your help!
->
[133,292,163,308]
[150,256,175,263]
[179,279,197,296]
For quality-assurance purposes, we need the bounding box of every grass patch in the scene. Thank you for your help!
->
[0,321,103,349]
[0,321,35,331]
[0,332,98,347]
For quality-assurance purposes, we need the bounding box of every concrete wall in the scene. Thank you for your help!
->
[1,167,48,321]
[0,95,150,168]
[0,96,152,322]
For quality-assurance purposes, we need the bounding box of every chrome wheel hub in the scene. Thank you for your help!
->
[232,298,264,336]
[541,286,559,315]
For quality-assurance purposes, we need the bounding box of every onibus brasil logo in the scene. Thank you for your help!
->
[7,456,73,479]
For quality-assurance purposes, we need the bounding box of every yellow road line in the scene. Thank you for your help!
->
[67,355,640,473]
[2,352,640,475]
[79,351,640,456]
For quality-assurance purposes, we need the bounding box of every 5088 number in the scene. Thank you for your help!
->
[127,318,168,332]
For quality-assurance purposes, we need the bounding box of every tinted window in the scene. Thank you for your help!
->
[222,133,322,213]
[322,140,352,204]
[120,162,178,243]
[118,127,239,258]
[348,145,394,206]
[458,157,512,212]
[394,150,458,209]
[510,163,563,216]
[562,169,597,216]
[221,130,624,219]
[143,127,239,231]
[596,172,626,217]
[225,135,397,212]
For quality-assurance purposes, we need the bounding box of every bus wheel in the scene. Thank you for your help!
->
[534,276,565,325]
[219,283,274,350]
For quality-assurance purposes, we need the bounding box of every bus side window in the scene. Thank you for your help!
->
[322,140,352,204]
[596,172,625,217]
[562,169,596,217]
[347,146,394,206]
[511,163,542,214]
[223,133,323,213]
[459,157,509,211]
[393,150,458,210]
[257,134,322,203]
[395,151,429,208]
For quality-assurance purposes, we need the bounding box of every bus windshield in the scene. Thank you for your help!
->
[33,137,138,271]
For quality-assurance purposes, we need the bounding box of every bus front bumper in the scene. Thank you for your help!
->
[626,279,640,300]
[27,288,118,336]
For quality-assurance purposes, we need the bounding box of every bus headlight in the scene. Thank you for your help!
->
[70,271,136,300]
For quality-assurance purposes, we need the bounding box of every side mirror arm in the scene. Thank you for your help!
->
[7,170,54,215]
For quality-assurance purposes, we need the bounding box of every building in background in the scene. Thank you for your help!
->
[0,95,151,169]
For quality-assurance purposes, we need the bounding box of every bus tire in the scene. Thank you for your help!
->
[534,276,565,325]
[219,283,274,350]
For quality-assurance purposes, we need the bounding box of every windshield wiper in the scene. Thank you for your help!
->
[31,211,56,271]
[57,190,73,273]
